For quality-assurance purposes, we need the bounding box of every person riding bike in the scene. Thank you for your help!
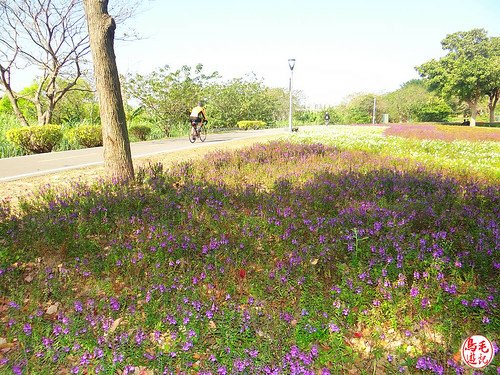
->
[189,101,207,138]
[324,112,330,125]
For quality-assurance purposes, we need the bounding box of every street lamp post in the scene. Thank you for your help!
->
[288,58,296,132]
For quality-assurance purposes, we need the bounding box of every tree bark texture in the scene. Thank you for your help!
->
[488,89,499,124]
[468,102,477,127]
[83,0,134,180]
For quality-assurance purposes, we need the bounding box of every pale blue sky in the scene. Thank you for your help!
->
[115,0,500,106]
[7,0,500,107]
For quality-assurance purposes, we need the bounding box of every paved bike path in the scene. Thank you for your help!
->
[0,128,286,182]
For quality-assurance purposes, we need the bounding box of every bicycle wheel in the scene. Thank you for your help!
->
[199,125,207,142]
[189,130,196,143]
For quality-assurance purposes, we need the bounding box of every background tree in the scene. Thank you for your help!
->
[380,80,452,123]
[416,29,498,126]
[124,64,219,136]
[383,80,429,122]
[484,36,500,123]
[84,0,134,180]
[205,76,290,128]
[0,78,99,125]
[51,79,99,125]
[319,106,342,124]
[0,0,90,126]
[124,67,290,131]
[0,83,38,122]
[266,87,291,123]
[416,97,452,122]
[337,93,376,124]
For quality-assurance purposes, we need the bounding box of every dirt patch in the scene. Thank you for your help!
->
[0,135,280,207]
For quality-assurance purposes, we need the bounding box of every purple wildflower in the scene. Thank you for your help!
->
[182,341,193,351]
[135,329,146,345]
[113,352,124,364]
[23,323,32,335]
[42,337,53,348]
[109,297,120,311]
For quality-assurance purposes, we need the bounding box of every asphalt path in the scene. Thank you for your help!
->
[0,128,287,182]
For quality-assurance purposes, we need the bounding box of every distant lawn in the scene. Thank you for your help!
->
[384,123,500,142]
[0,126,498,374]
[292,125,500,182]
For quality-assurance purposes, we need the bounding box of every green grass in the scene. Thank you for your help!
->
[290,125,500,181]
[0,113,24,158]
[0,125,498,374]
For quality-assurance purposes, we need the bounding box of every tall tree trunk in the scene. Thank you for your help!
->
[467,100,478,127]
[34,78,46,125]
[4,89,30,127]
[488,104,495,124]
[488,89,499,124]
[83,0,134,181]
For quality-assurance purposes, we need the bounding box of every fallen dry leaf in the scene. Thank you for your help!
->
[109,317,123,334]
[193,353,202,360]
[0,341,16,350]
[136,366,155,375]
[46,302,59,315]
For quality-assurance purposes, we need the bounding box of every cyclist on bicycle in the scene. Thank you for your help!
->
[189,101,207,137]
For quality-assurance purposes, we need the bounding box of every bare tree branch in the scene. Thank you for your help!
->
[0,0,90,125]
[0,0,151,125]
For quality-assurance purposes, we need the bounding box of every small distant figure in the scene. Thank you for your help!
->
[292,127,299,132]
[324,112,330,125]
[462,118,470,126]
[189,101,207,137]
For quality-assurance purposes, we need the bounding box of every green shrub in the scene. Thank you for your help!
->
[237,120,266,130]
[6,124,63,154]
[129,125,152,141]
[417,99,452,122]
[66,124,102,148]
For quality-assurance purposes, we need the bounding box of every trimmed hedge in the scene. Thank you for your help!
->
[237,120,266,130]
[6,124,63,154]
[66,124,102,148]
[129,125,152,141]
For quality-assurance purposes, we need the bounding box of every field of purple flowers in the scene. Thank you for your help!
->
[0,139,498,374]
[384,124,500,142]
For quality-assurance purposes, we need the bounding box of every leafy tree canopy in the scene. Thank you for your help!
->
[416,29,499,125]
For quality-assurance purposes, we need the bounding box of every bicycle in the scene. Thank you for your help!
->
[189,119,207,143]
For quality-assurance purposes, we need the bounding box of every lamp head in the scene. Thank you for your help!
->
[288,58,296,71]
